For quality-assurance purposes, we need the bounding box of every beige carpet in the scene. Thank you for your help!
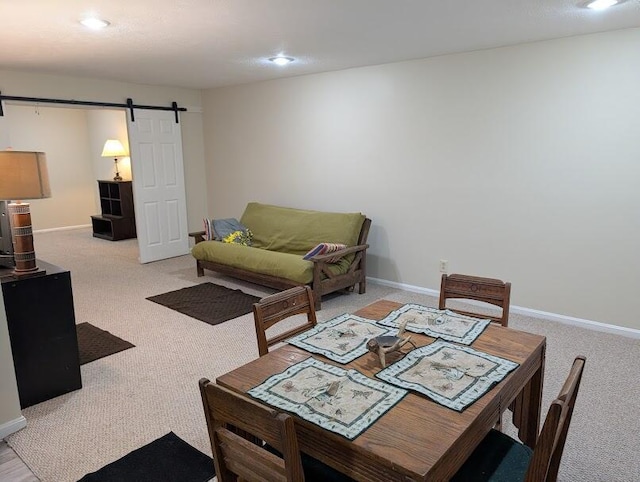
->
[4,228,640,481]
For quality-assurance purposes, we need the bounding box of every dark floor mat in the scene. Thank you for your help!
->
[77,431,215,482]
[76,322,135,365]
[146,282,260,326]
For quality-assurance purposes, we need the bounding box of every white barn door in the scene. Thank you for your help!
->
[127,110,189,263]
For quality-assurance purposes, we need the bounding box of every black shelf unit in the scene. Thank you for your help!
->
[91,180,136,241]
[1,260,82,408]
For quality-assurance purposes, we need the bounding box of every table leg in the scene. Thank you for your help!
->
[515,345,545,448]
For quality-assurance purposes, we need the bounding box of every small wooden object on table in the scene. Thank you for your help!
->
[366,319,414,367]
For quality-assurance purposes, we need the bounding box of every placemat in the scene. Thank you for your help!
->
[248,357,407,440]
[376,340,518,412]
[286,313,394,364]
[377,303,490,345]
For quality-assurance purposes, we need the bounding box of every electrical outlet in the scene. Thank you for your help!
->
[439,259,448,273]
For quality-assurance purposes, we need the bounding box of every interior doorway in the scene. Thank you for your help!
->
[0,103,189,263]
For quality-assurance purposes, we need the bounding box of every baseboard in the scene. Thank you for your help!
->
[369,276,441,298]
[34,224,91,234]
[0,415,27,439]
[507,306,640,339]
[367,277,640,340]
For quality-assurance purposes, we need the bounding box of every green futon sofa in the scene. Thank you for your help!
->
[190,202,371,309]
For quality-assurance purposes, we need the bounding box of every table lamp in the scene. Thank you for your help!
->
[101,139,128,181]
[0,151,51,275]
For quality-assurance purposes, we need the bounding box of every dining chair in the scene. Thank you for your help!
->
[451,355,586,482]
[439,273,512,327]
[199,378,305,481]
[199,379,355,482]
[439,273,512,429]
[253,285,317,356]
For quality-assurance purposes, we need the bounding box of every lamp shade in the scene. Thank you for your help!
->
[101,139,128,157]
[0,151,51,200]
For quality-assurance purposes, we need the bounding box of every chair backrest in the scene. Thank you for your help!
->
[438,273,512,327]
[253,285,317,356]
[525,356,586,482]
[199,379,305,482]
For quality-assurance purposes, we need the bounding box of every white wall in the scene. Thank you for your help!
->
[86,109,131,215]
[0,70,208,232]
[202,28,640,330]
[3,105,97,230]
[86,109,131,183]
[0,289,25,438]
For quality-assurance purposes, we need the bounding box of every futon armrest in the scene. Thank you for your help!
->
[189,230,206,244]
[307,244,369,263]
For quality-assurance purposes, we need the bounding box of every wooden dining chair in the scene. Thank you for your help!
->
[439,273,512,429]
[200,379,355,482]
[439,273,512,327]
[451,355,586,482]
[199,378,305,481]
[253,285,317,356]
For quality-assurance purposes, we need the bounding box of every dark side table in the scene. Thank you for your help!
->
[1,260,82,408]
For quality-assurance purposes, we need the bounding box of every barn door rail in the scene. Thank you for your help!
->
[0,92,186,123]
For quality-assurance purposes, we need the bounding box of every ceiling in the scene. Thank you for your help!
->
[1,1,639,90]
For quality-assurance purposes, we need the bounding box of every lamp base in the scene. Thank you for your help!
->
[113,158,123,181]
[7,201,42,274]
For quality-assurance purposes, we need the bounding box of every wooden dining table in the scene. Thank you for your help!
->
[216,299,546,481]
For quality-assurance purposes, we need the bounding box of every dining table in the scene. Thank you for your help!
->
[216,299,546,481]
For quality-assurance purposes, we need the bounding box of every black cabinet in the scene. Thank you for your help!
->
[1,261,82,408]
[91,180,136,241]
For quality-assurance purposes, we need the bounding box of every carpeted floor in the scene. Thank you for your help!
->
[76,322,135,365]
[4,228,640,482]
[146,282,260,326]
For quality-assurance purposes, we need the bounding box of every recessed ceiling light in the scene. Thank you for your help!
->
[583,0,624,9]
[80,17,110,30]
[268,56,295,66]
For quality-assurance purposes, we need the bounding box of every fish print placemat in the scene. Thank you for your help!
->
[248,357,407,440]
[286,314,394,364]
[378,304,490,345]
[376,340,518,412]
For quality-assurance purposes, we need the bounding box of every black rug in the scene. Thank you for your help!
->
[77,431,215,482]
[76,322,135,365]
[146,282,260,326]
